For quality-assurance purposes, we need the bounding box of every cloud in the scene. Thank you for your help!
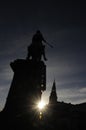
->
[0,84,9,110]
[55,86,86,104]
[79,87,86,93]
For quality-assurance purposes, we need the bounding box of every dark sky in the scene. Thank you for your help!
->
[0,1,86,110]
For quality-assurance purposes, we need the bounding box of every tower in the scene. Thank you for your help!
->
[49,80,58,104]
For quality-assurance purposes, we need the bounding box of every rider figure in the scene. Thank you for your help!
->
[32,30,46,44]
[27,30,47,61]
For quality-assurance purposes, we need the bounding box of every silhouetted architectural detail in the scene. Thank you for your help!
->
[3,59,46,118]
[0,62,86,130]
[27,30,47,61]
[49,80,57,104]
[0,32,86,130]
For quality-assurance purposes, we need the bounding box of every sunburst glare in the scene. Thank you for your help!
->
[37,100,46,110]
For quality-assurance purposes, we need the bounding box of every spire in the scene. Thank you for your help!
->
[52,79,56,91]
[49,80,58,104]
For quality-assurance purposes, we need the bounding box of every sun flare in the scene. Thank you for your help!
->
[37,100,46,110]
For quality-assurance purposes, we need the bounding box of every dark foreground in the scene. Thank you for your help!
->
[0,102,86,130]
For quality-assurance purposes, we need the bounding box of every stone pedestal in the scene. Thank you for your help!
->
[4,59,46,117]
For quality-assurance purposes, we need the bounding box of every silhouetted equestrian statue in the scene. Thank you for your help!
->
[27,30,48,61]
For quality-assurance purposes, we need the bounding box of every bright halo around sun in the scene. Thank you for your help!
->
[37,100,46,110]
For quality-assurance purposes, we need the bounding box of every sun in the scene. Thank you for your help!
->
[37,100,46,110]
